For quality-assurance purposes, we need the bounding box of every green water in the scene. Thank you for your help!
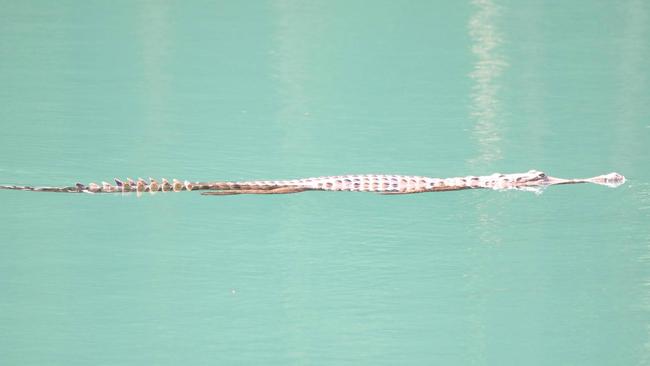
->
[1,1,649,365]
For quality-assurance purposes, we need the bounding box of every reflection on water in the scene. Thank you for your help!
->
[612,3,650,361]
[614,0,648,166]
[467,0,507,166]
[271,0,317,163]
[1,1,649,364]
[137,0,172,130]
[635,183,650,365]
[465,1,509,362]
[465,0,510,244]
[270,2,316,360]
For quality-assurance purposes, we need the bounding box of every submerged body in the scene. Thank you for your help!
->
[0,170,626,195]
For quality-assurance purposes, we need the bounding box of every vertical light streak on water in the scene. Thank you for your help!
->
[467,0,508,167]
[638,186,650,364]
[136,0,172,151]
[465,1,508,363]
[611,2,650,363]
[269,2,319,361]
[132,0,174,310]
[271,1,320,168]
[613,0,648,168]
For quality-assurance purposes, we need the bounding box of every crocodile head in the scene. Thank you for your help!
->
[482,170,549,191]
[519,170,548,184]
[496,170,548,187]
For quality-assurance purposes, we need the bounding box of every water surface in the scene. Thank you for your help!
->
[1,1,649,365]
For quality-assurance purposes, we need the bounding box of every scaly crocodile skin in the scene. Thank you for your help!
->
[0,170,627,194]
[231,172,531,192]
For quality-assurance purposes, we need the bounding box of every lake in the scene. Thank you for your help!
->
[1,1,649,365]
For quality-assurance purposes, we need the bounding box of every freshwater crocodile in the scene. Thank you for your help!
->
[0,170,626,195]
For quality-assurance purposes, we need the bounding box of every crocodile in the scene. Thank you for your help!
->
[0,170,626,195]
